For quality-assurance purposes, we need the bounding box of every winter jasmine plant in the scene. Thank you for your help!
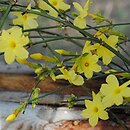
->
[0,0,130,128]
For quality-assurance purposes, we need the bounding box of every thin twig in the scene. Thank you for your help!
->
[28,84,74,103]
[109,110,128,130]
[0,2,13,29]
[23,80,41,114]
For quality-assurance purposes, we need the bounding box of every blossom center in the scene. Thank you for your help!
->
[114,88,121,95]
[85,62,89,67]
[10,40,16,49]
[23,14,28,20]
[51,0,58,6]
[93,106,99,113]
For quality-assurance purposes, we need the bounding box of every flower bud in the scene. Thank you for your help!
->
[55,49,73,55]
[30,53,57,63]
[6,113,17,122]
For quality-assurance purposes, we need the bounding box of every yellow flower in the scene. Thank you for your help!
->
[12,3,38,30]
[30,53,58,63]
[6,102,27,122]
[16,57,32,67]
[82,41,96,54]
[12,12,38,29]
[74,54,101,79]
[55,49,73,55]
[48,0,70,11]
[73,0,91,29]
[105,69,117,74]
[115,72,130,79]
[94,34,118,65]
[81,92,109,127]
[56,66,84,86]
[0,27,29,64]
[38,0,70,17]
[100,74,130,108]
[6,113,17,122]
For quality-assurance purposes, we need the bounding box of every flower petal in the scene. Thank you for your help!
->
[8,27,22,38]
[13,17,23,26]
[107,35,118,46]
[120,80,130,89]
[81,109,90,119]
[106,74,119,87]
[98,110,109,120]
[19,35,29,46]
[87,54,98,63]
[90,64,101,72]
[73,16,86,29]
[84,69,93,79]
[68,70,76,81]
[85,100,93,108]
[4,49,15,64]
[84,0,92,11]
[49,8,58,17]
[122,87,130,97]
[24,19,38,30]
[15,47,29,59]
[100,84,111,96]
[102,52,113,65]
[38,0,50,10]
[102,95,114,108]
[89,114,98,127]
[0,42,7,52]
[73,2,83,12]
[72,75,84,86]
[56,75,66,80]
[114,96,123,106]
[1,30,11,44]
[59,1,70,11]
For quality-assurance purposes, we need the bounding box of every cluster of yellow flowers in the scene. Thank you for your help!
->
[55,32,118,82]
[82,74,130,127]
[0,0,130,128]
[0,0,90,64]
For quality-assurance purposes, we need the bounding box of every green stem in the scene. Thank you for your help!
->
[8,5,130,67]
[84,22,130,30]
[28,10,130,65]
[91,71,130,80]
[69,39,84,48]
[27,10,99,42]
[31,37,64,46]
[41,30,84,48]
[65,14,99,31]
[123,61,130,71]
[118,44,130,57]
[23,80,41,113]
[0,3,13,29]
[41,0,64,17]
[30,10,130,65]
[28,84,73,103]
[0,52,4,56]
[32,30,84,48]
[29,35,88,40]
[23,25,61,32]
[103,43,130,66]
[0,1,9,5]
[37,31,60,61]
[111,61,126,71]
[31,37,84,48]
[41,30,60,35]
[109,110,128,130]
